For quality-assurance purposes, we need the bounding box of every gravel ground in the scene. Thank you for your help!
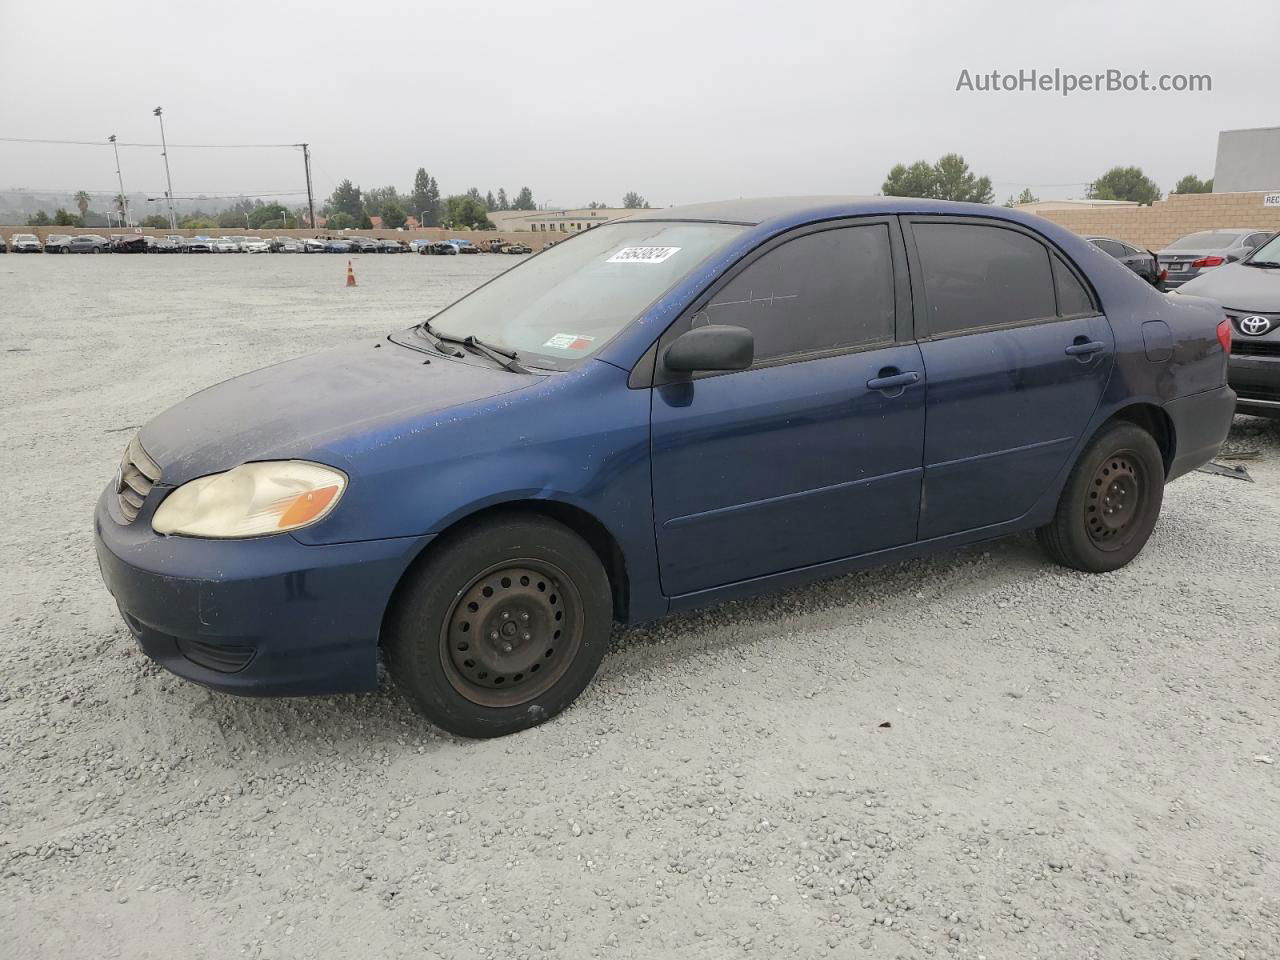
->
[3,254,1279,960]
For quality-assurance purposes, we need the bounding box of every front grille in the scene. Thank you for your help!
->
[176,637,256,673]
[116,436,161,523]
[1232,340,1280,357]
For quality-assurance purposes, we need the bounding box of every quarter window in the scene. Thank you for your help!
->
[703,224,895,363]
[1053,256,1095,316]
[913,223,1057,336]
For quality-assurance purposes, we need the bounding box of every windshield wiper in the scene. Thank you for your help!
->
[461,335,532,374]
[419,321,531,373]
[1243,260,1280,268]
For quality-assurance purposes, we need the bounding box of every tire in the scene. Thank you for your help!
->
[385,514,613,738]
[1036,421,1165,573]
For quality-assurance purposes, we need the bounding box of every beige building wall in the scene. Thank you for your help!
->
[1031,190,1280,250]
[3,225,564,251]
[488,207,643,233]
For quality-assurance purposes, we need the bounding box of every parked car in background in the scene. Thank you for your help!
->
[113,235,153,254]
[323,238,353,253]
[215,237,241,253]
[10,233,43,253]
[184,237,215,253]
[1087,236,1164,289]
[477,238,508,253]
[409,239,434,253]
[269,237,302,253]
[380,239,408,253]
[95,196,1235,738]
[152,236,183,253]
[503,241,532,255]
[1157,229,1272,289]
[449,238,478,254]
[0,236,8,252]
[240,237,270,254]
[68,235,111,254]
[43,234,73,253]
[422,240,458,255]
[1175,231,1280,419]
[302,238,327,253]
[348,237,379,253]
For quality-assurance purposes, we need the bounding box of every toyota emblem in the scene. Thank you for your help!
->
[1239,315,1272,336]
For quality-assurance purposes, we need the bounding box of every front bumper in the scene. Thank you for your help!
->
[1229,353,1280,418]
[94,485,432,696]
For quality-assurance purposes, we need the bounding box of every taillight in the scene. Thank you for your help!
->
[1192,256,1225,269]
[1217,318,1232,352]
[1159,269,1168,282]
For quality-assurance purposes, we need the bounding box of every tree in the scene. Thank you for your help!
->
[411,169,442,226]
[381,198,408,229]
[326,212,356,230]
[622,192,650,209]
[179,216,217,229]
[1005,187,1039,206]
[512,186,535,211]
[496,188,509,211]
[249,203,288,229]
[881,155,992,204]
[1088,166,1161,205]
[484,190,497,212]
[27,210,51,226]
[327,180,364,220]
[444,194,493,229]
[586,201,606,209]
[74,190,90,221]
[141,214,170,228]
[358,212,373,229]
[54,208,80,226]
[932,154,994,203]
[1173,174,1213,194]
[364,186,402,219]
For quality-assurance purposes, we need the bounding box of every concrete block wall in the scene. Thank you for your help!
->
[1034,191,1280,250]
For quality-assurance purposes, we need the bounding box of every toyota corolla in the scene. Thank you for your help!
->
[95,197,1236,738]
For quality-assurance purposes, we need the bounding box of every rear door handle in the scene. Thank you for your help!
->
[1065,340,1105,357]
[866,370,921,391]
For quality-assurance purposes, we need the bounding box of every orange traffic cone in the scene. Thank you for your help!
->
[346,260,357,287]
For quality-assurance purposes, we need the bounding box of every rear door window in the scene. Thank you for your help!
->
[703,223,896,363]
[911,222,1058,336]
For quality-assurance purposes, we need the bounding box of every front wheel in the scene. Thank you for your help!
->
[1037,421,1165,573]
[385,514,613,738]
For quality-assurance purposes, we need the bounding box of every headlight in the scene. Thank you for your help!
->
[152,461,347,538]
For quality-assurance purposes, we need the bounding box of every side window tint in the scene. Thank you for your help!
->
[704,224,894,363]
[1092,239,1125,258]
[1053,255,1095,316]
[913,223,1057,336]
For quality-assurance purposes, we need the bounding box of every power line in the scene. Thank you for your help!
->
[4,187,309,198]
[0,136,301,149]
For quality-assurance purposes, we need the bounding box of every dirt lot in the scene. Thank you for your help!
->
[3,254,1279,959]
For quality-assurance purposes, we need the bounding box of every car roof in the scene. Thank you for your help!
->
[622,195,1051,227]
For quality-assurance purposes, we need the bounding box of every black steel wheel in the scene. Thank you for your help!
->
[1037,421,1164,573]
[441,561,583,708]
[386,513,612,738]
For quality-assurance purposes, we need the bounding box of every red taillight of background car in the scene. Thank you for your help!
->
[1192,256,1225,269]
[1217,318,1232,352]
[1159,269,1168,282]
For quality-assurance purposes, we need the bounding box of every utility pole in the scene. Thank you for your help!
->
[108,135,131,227]
[301,143,316,230]
[153,106,177,230]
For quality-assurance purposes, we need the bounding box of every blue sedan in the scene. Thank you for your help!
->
[95,197,1235,737]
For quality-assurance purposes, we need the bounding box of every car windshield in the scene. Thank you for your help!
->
[428,221,745,367]
[1245,233,1280,265]
[1167,231,1246,250]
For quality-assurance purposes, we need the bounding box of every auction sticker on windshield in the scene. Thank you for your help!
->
[606,246,681,264]
[543,333,597,351]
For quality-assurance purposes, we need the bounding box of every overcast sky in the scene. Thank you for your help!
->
[1,0,1275,210]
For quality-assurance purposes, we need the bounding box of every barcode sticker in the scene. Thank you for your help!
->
[607,246,681,264]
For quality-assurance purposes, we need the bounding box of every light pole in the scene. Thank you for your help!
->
[153,107,177,231]
[108,135,131,227]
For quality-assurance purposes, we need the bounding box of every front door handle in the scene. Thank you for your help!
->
[866,370,921,392]
[1065,340,1105,357]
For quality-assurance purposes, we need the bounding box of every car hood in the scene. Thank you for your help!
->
[1176,262,1280,310]
[138,337,540,485]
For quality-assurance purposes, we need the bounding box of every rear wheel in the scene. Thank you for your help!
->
[1037,422,1165,572]
[385,514,612,738]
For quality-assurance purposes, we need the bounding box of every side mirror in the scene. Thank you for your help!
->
[663,325,754,373]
